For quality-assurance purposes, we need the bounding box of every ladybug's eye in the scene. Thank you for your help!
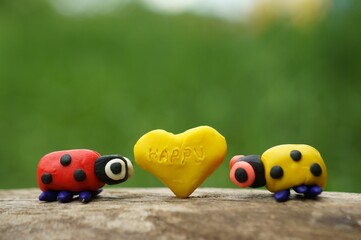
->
[95,155,134,185]
[105,159,126,181]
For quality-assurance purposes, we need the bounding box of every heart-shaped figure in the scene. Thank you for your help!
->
[134,126,227,198]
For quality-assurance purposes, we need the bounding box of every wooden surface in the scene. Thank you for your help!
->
[0,188,361,240]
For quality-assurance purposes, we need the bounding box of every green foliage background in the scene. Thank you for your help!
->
[0,0,360,192]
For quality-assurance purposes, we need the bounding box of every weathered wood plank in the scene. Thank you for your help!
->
[0,188,360,240]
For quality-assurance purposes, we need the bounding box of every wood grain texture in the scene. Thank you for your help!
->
[0,188,361,240]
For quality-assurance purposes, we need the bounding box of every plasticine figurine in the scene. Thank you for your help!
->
[37,149,134,203]
[229,144,327,202]
[134,126,227,198]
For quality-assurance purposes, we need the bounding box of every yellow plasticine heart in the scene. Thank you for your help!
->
[134,126,227,198]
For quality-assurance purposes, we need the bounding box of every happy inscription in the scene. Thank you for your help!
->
[148,146,205,165]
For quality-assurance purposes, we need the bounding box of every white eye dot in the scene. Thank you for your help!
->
[105,159,126,181]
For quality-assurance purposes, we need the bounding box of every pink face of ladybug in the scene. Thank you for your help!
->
[94,155,134,185]
[229,155,266,189]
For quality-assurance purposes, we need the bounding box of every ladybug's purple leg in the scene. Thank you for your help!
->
[305,185,322,198]
[92,188,103,197]
[274,189,290,202]
[57,191,74,203]
[39,190,58,202]
[79,191,92,203]
[293,185,307,194]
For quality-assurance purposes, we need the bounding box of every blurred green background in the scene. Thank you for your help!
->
[0,0,360,192]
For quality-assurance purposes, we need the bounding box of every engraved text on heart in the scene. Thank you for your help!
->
[148,146,205,165]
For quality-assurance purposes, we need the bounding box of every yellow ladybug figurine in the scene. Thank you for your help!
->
[229,144,327,202]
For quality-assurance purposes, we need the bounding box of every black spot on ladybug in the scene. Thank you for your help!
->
[270,166,283,179]
[60,154,72,166]
[110,162,122,174]
[41,173,52,184]
[310,163,322,176]
[290,150,302,161]
[74,169,86,182]
[235,168,248,183]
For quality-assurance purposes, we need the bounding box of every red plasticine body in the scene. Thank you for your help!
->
[37,149,104,192]
[37,149,134,203]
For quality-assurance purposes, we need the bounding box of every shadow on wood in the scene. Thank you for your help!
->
[0,188,361,240]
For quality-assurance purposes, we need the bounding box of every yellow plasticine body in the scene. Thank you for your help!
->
[262,144,327,193]
[229,144,327,201]
[134,126,227,198]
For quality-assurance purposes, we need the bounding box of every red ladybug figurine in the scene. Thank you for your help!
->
[37,149,134,203]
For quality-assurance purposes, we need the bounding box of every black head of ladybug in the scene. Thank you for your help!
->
[94,155,134,185]
[237,155,266,188]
